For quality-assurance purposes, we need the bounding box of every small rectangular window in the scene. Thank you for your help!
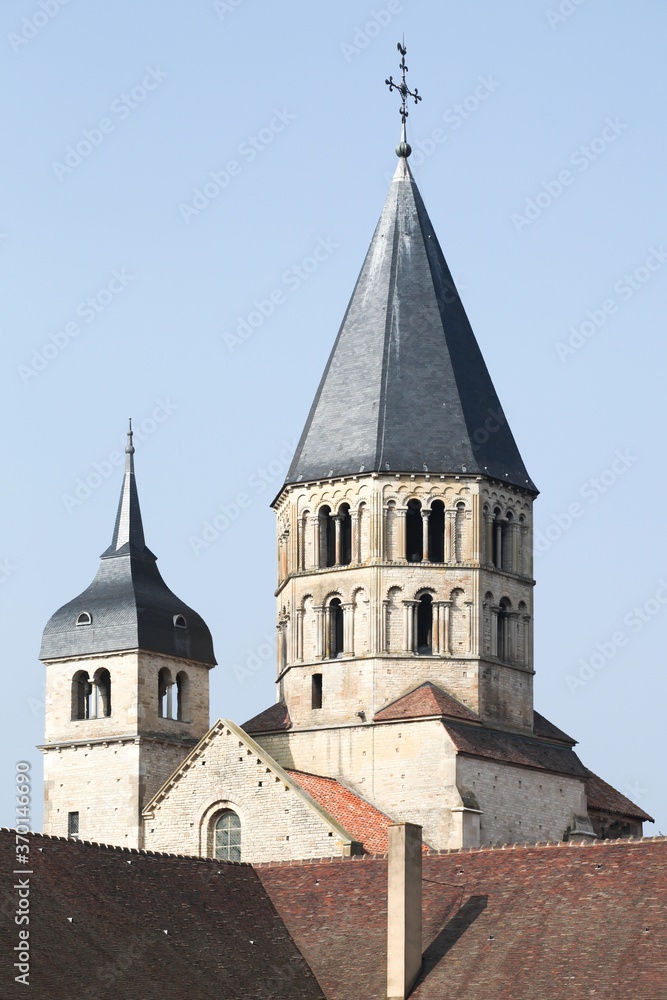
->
[68,811,79,839]
[311,673,323,710]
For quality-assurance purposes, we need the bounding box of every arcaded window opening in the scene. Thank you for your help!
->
[158,667,176,720]
[428,500,445,562]
[72,670,92,720]
[93,668,112,718]
[338,503,352,566]
[318,506,335,567]
[416,594,433,655]
[406,499,422,562]
[329,598,344,658]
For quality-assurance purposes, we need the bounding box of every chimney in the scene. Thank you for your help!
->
[387,822,422,999]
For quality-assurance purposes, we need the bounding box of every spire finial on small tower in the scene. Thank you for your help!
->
[385,38,422,158]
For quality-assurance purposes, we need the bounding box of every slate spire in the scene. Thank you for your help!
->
[40,424,215,665]
[103,419,153,559]
[286,156,536,493]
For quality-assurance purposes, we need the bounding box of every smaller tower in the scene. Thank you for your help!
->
[39,423,216,848]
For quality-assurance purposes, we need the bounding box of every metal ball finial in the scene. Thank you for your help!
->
[126,418,135,456]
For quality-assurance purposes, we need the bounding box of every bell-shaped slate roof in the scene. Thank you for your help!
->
[286,156,536,493]
[40,425,216,666]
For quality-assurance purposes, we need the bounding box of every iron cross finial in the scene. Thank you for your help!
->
[385,40,422,147]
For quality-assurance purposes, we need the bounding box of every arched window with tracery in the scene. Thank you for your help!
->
[214,810,241,862]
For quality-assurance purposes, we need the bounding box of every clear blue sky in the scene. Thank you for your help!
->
[1,0,665,834]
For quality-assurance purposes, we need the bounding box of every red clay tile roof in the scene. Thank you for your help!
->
[586,769,654,822]
[286,770,398,854]
[374,681,480,723]
[0,829,323,1000]
[242,699,292,733]
[532,710,577,745]
[258,838,667,1000]
[443,720,589,777]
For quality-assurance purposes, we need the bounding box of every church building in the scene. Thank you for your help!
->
[38,70,651,866]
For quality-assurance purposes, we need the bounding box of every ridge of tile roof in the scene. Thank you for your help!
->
[374,681,481,723]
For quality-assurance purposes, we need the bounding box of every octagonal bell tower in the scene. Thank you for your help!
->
[272,151,537,735]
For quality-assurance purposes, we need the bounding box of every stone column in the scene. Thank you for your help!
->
[432,602,441,653]
[421,510,430,561]
[521,522,531,577]
[484,512,494,567]
[471,495,481,564]
[396,509,408,561]
[445,509,456,562]
[403,601,416,653]
[307,515,318,570]
[295,607,304,662]
[495,519,503,570]
[314,606,324,660]
[333,516,343,566]
[465,599,477,656]
[490,606,499,657]
[342,602,354,656]
[351,509,361,564]
[442,600,452,655]
[509,522,520,573]
[524,612,533,669]
[166,683,173,721]
[380,599,390,654]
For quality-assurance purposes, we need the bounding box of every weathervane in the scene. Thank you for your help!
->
[385,40,422,157]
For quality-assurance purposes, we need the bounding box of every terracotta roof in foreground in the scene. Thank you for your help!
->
[257,837,667,1000]
[286,770,404,855]
[242,700,292,734]
[0,829,323,1000]
[585,769,654,822]
[374,681,480,723]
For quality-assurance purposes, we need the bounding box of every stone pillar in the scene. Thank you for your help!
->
[403,602,416,654]
[421,510,430,561]
[352,509,361,564]
[334,516,343,566]
[380,600,390,654]
[381,504,388,561]
[396,509,407,561]
[386,823,423,1000]
[495,519,503,570]
[166,683,173,721]
[521,521,531,578]
[442,601,452,655]
[343,602,354,656]
[509,522,520,573]
[471,496,481,564]
[484,512,494,567]
[445,509,456,562]
[295,607,304,662]
[490,606,499,657]
[432,602,441,654]
[314,606,324,660]
[524,613,532,668]
[308,515,318,570]
[465,599,477,656]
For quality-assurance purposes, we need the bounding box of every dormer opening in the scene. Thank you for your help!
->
[76,612,92,626]
[173,614,187,629]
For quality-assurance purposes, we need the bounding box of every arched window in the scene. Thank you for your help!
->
[176,671,189,721]
[337,503,352,566]
[173,614,187,629]
[406,499,422,562]
[93,668,112,718]
[71,670,92,720]
[76,611,92,626]
[428,501,445,562]
[328,598,343,658]
[158,667,175,719]
[416,594,433,655]
[497,598,511,661]
[214,810,241,862]
[318,506,335,567]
